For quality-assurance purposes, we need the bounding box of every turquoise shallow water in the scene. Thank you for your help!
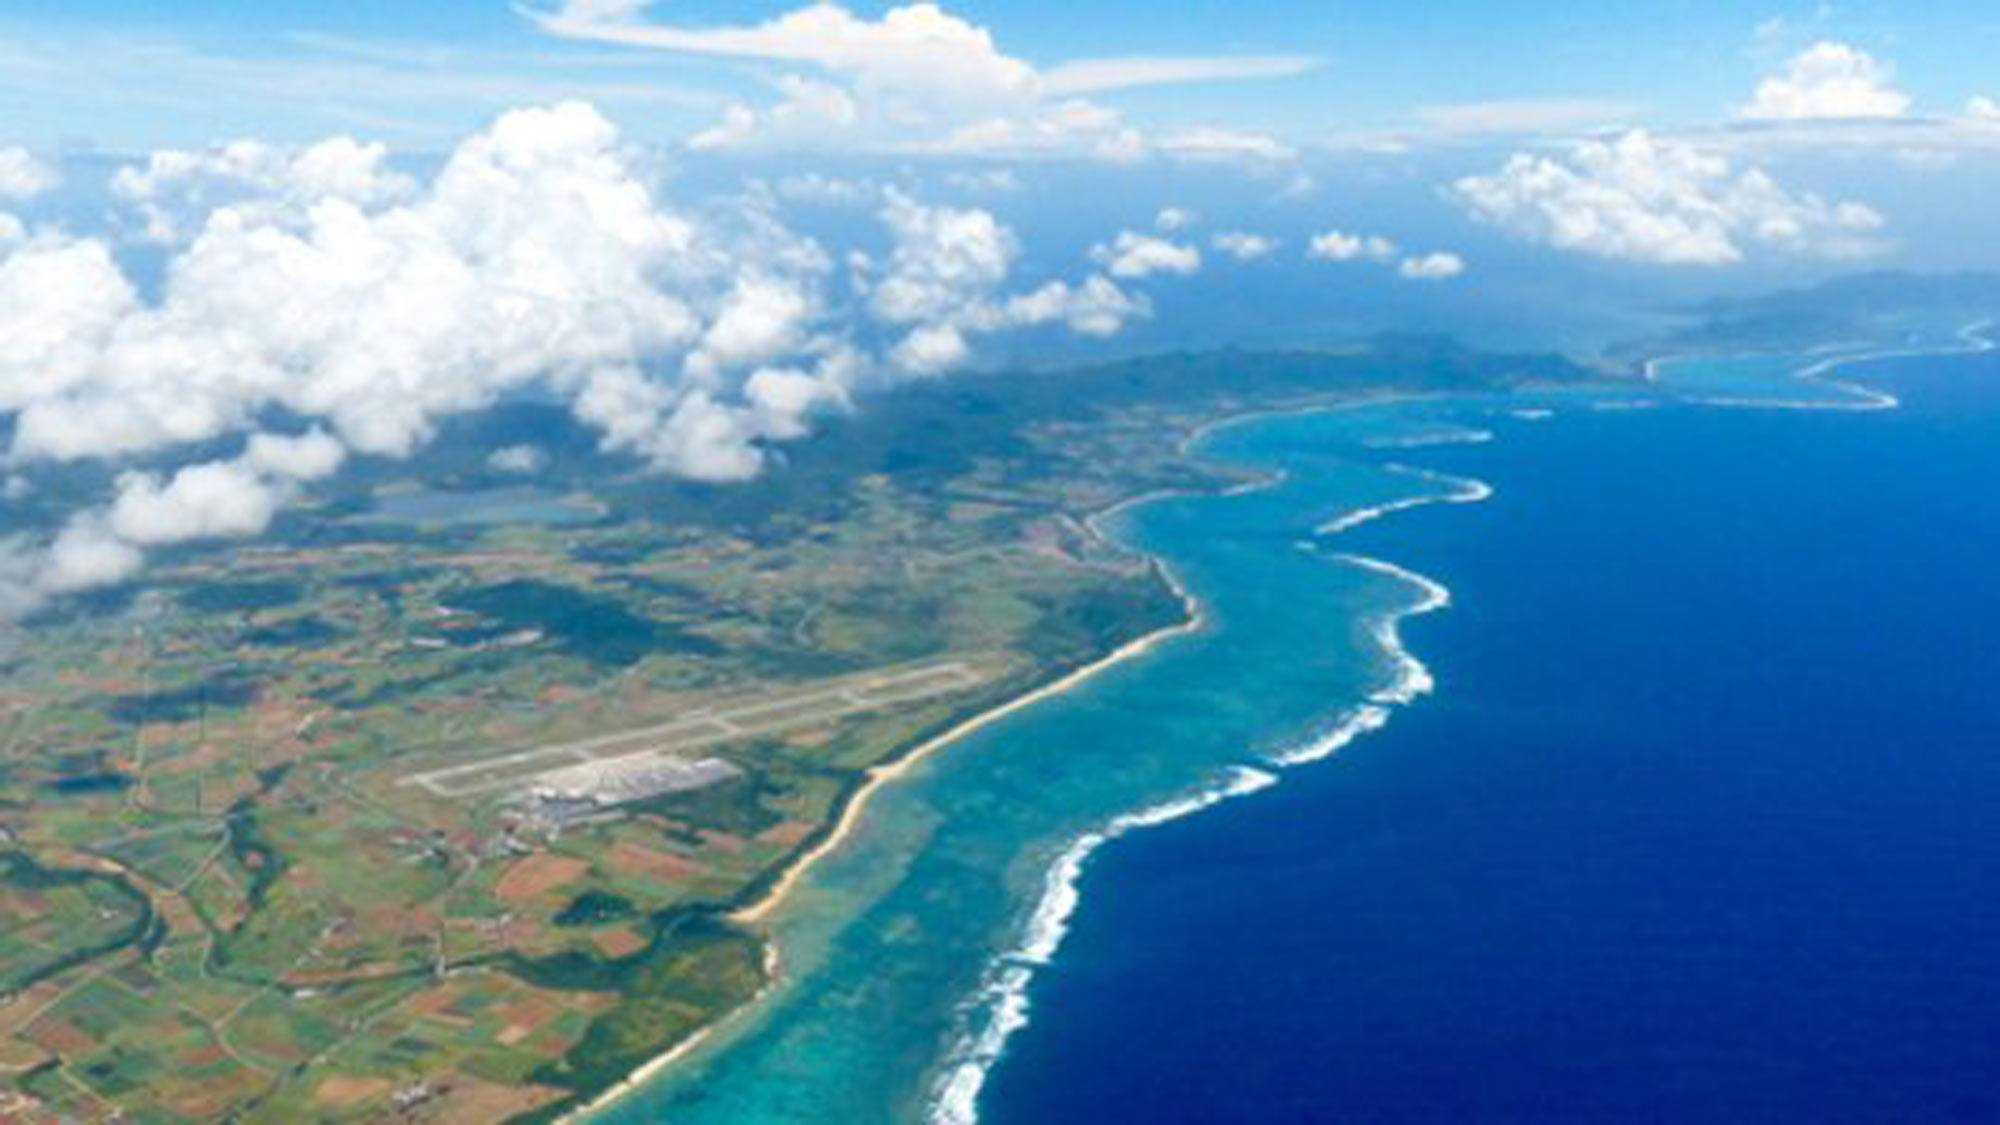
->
[600,327,1986,1125]
[602,399,1488,1124]
[981,329,2000,1123]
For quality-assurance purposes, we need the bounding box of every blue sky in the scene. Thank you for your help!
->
[4,0,1998,149]
[0,0,1997,607]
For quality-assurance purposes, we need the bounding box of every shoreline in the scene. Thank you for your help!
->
[921,412,1504,1123]
[552,940,782,1125]
[592,326,2000,1124]
[728,388,1432,935]
[921,323,2000,1121]
[1317,464,1493,536]
[562,527,1211,1124]
[927,763,1284,1125]
[563,387,1499,1124]
[727,556,1209,929]
[920,323,2000,1118]
[939,317,2000,1125]
[1644,317,1997,409]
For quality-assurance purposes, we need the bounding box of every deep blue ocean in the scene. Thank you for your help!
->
[982,346,2000,1123]
[609,335,2000,1125]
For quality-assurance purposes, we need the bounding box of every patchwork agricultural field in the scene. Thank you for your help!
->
[0,342,1577,1121]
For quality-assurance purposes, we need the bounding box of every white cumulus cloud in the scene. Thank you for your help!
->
[1308,230,1399,263]
[870,189,1017,326]
[1090,230,1202,280]
[110,136,417,243]
[0,148,57,200]
[25,429,346,600]
[979,274,1145,338]
[869,190,1147,374]
[1739,41,1911,121]
[488,444,549,474]
[1397,252,1465,281]
[1451,129,1885,265]
[1211,231,1278,260]
[108,455,301,546]
[0,101,1147,613]
[33,521,145,597]
[5,102,727,469]
[528,1,1308,160]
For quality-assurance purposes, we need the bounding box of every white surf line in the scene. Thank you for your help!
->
[1267,553,1454,767]
[931,321,2000,1124]
[927,765,1282,1125]
[925,548,1465,1124]
[1077,398,1412,545]
[1317,464,1494,536]
[926,450,1493,1125]
[1637,336,1877,384]
[1660,317,1999,412]
[1282,319,1998,784]
[645,407,1365,1125]
[1362,427,1496,450]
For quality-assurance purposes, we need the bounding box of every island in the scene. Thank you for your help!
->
[0,338,1585,1122]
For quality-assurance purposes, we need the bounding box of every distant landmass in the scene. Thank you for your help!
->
[1661,270,2000,353]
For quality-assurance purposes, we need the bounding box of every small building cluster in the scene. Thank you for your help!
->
[509,753,741,833]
